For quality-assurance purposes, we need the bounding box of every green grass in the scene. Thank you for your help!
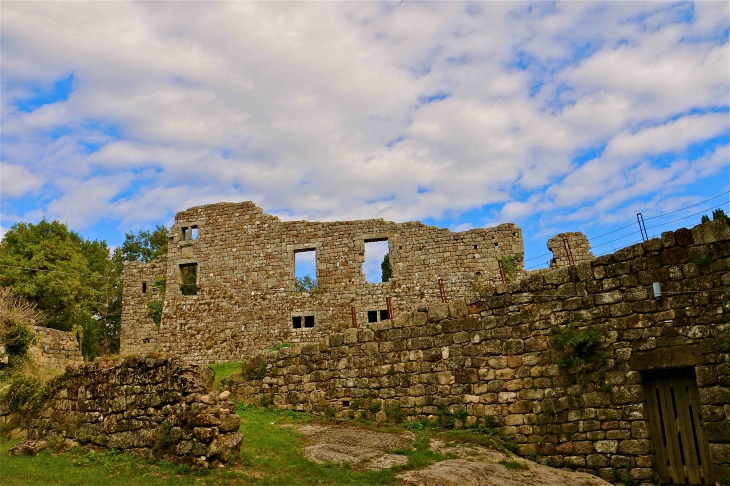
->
[0,404,451,486]
[207,362,242,389]
[499,459,528,470]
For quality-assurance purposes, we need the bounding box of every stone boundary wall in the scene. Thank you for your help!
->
[226,220,730,485]
[1,356,242,468]
[28,326,84,371]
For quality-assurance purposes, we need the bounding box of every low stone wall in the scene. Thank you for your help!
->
[28,326,84,371]
[225,221,730,485]
[1,356,242,468]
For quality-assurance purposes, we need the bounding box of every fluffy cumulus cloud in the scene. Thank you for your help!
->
[1,1,728,260]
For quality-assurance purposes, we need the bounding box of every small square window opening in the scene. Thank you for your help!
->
[367,310,378,323]
[304,315,315,328]
[292,316,302,329]
[380,309,389,321]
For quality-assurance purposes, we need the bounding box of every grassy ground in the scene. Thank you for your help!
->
[1,362,511,485]
[0,403,453,486]
[207,362,243,389]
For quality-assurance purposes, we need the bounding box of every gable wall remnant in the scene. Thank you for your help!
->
[121,202,529,362]
[224,221,730,485]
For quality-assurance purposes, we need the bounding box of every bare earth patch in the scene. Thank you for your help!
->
[397,438,610,486]
[298,424,412,470]
[298,424,611,485]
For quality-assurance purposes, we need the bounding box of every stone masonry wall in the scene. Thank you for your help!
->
[548,233,594,268]
[27,326,83,371]
[1,356,242,468]
[226,220,730,485]
[120,256,167,355]
[121,202,526,363]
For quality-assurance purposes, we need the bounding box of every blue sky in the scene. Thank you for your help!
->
[1,2,728,282]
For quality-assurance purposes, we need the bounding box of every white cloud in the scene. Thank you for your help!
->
[1,163,44,198]
[0,1,727,237]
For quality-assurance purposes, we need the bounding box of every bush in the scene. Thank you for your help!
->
[0,375,44,412]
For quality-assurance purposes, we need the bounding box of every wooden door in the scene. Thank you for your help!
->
[643,367,715,485]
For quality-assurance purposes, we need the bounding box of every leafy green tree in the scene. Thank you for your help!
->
[120,225,168,262]
[713,208,727,220]
[0,220,122,358]
[381,253,392,282]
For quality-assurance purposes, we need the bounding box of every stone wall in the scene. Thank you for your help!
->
[548,233,594,268]
[1,356,242,468]
[120,256,167,355]
[225,220,730,485]
[121,202,531,363]
[27,326,83,371]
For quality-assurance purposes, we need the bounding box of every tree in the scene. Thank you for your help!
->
[295,275,318,292]
[0,220,121,359]
[381,253,392,282]
[120,225,168,263]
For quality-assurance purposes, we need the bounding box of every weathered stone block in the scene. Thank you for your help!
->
[428,303,449,323]
[448,299,468,318]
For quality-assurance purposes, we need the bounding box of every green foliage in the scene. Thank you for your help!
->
[294,275,319,292]
[500,253,523,282]
[552,325,603,359]
[153,278,167,298]
[616,470,637,486]
[381,253,392,282]
[0,220,124,358]
[384,404,406,423]
[435,405,468,429]
[499,459,528,470]
[713,208,728,220]
[4,322,36,357]
[146,301,163,328]
[701,214,711,223]
[270,342,292,351]
[120,225,168,263]
[368,399,381,414]
[241,356,268,380]
[0,375,44,412]
[179,264,199,296]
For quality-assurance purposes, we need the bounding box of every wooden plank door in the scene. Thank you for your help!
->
[643,368,715,485]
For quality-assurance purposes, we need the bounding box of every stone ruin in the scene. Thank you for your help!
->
[116,204,730,485]
[120,201,590,363]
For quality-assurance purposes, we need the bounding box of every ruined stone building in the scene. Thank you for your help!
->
[122,202,590,363]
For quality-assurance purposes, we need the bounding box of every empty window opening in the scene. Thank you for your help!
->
[364,239,390,283]
[304,315,315,328]
[191,226,198,239]
[292,316,302,329]
[181,227,189,240]
[179,263,199,296]
[494,242,499,249]
[294,249,318,291]
[367,310,378,323]
[142,282,147,293]
[380,309,389,321]
[473,245,478,249]
[342,400,350,407]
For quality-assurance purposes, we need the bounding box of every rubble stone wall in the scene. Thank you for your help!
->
[225,220,730,485]
[27,326,84,371]
[0,356,242,467]
[120,256,167,355]
[121,202,534,363]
